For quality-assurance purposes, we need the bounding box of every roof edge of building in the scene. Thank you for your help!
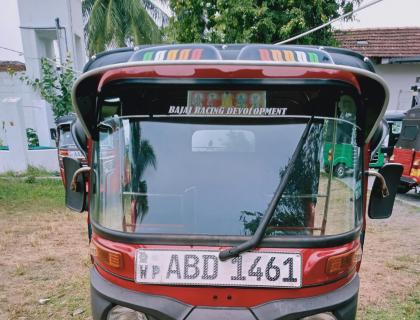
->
[0,61,26,72]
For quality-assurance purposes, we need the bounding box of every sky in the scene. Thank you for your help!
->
[332,0,420,29]
[0,0,23,61]
[0,0,420,62]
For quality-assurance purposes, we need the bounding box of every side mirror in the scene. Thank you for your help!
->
[71,119,88,157]
[63,157,88,212]
[368,163,403,219]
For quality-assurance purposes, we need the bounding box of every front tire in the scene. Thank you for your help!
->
[397,184,411,194]
[334,163,346,178]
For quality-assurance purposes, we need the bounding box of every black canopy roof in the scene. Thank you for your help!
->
[83,44,375,73]
[73,44,388,142]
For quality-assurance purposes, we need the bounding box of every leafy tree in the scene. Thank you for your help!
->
[166,0,360,45]
[11,57,76,119]
[83,0,165,55]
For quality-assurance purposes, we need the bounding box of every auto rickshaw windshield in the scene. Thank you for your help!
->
[58,125,77,148]
[90,114,362,238]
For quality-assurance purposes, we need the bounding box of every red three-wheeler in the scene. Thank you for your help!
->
[390,106,420,193]
[55,113,87,185]
[63,44,402,320]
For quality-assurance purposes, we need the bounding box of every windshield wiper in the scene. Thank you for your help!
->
[219,116,315,261]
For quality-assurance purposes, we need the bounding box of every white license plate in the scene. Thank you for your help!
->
[135,249,301,288]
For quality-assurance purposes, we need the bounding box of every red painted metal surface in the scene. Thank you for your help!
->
[96,64,361,92]
[410,151,420,183]
[91,233,359,307]
[356,143,371,273]
[392,148,415,176]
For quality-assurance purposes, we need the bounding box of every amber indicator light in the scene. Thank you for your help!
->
[326,247,359,275]
[90,241,123,269]
[410,160,420,177]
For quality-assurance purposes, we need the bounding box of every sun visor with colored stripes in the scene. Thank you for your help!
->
[129,44,223,62]
[237,45,334,64]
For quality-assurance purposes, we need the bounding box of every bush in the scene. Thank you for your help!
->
[24,175,36,184]
[26,128,39,147]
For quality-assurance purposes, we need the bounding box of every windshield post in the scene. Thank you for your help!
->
[218,116,314,261]
[321,111,338,235]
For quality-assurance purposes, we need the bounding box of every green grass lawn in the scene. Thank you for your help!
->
[359,288,420,320]
[0,177,64,212]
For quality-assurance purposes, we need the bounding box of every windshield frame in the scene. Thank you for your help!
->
[89,81,365,248]
[91,219,362,248]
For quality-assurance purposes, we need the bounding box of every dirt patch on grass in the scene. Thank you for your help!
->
[358,200,420,314]
[0,180,90,320]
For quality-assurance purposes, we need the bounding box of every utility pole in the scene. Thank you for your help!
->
[55,18,63,65]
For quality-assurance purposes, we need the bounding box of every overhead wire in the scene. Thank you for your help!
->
[275,0,385,45]
[0,45,82,74]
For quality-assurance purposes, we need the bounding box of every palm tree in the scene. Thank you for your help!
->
[142,0,171,28]
[83,0,166,56]
[130,122,157,224]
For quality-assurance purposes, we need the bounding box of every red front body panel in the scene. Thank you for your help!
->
[91,234,360,308]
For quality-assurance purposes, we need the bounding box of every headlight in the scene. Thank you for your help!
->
[107,305,149,320]
[300,312,337,320]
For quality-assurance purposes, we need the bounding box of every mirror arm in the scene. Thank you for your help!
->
[71,167,91,191]
[365,170,390,198]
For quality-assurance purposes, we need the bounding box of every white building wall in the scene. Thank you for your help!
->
[0,72,55,147]
[0,72,35,107]
[375,64,420,110]
[0,97,59,173]
[17,0,87,77]
[0,0,87,172]
[27,149,59,171]
[0,97,29,172]
[68,0,87,71]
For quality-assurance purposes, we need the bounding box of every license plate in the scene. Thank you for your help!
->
[135,249,301,288]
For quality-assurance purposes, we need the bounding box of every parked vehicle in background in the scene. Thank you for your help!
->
[323,119,388,177]
[324,109,406,177]
[390,106,420,193]
[62,44,402,320]
[323,118,356,178]
[381,110,406,158]
[56,114,86,184]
